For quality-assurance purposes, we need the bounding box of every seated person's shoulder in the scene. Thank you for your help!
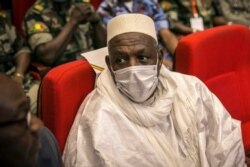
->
[82,89,116,114]
[38,127,63,167]
[73,0,91,3]
[99,0,117,7]
[26,0,47,15]
[169,70,204,88]
[23,1,51,39]
[0,11,7,20]
[0,10,11,24]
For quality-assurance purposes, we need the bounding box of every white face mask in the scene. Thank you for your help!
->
[112,63,159,103]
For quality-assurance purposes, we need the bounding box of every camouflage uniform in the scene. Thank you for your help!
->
[0,11,30,74]
[23,0,96,66]
[97,0,169,32]
[219,0,250,26]
[160,0,215,28]
[0,11,39,115]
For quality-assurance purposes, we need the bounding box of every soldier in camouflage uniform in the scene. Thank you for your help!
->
[218,0,250,27]
[159,0,228,35]
[0,10,39,115]
[23,0,106,70]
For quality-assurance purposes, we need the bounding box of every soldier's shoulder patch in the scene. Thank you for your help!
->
[0,11,7,19]
[30,22,49,34]
[74,0,90,3]
[160,2,172,10]
[32,2,45,13]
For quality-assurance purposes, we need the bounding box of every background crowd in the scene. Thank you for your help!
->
[0,0,249,166]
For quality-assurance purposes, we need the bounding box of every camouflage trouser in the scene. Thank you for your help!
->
[26,80,40,115]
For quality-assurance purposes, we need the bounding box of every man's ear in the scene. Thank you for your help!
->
[105,55,116,82]
[157,48,164,70]
[105,55,112,72]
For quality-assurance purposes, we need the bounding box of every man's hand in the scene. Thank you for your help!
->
[87,7,101,25]
[12,73,24,85]
[70,3,98,25]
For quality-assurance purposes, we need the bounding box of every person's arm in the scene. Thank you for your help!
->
[36,3,97,66]
[151,1,178,56]
[219,0,250,26]
[212,16,228,26]
[35,19,79,66]
[9,24,31,84]
[171,21,194,35]
[88,10,107,49]
[159,28,178,55]
[91,22,107,48]
[12,51,31,84]
[38,127,63,167]
[196,80,246,166]
[160,0,193,35]
[97,0,115,26]
[211,0,229,26]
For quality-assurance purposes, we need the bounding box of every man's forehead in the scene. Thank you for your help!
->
[108,32,156,47]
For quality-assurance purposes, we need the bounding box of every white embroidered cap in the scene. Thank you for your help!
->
[107,13,157,44]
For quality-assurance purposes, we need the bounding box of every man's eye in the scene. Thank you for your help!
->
[116,58,126,64]
[138,55,149,62]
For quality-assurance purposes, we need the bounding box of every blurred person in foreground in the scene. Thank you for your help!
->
[0,8,39,115]
[0,73,63,167]
[63,13,246,167]
[23,0,106,76]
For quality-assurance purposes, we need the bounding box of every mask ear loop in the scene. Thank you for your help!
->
[25,96,31,127]
[108,56,121,85]
[109,56,116,73]
[27,112,31,127]
[156,51,159,66]
[154,47,160,71]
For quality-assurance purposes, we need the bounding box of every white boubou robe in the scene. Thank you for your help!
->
[63,66,246,167]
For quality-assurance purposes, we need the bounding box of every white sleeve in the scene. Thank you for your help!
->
[197,81,246,167]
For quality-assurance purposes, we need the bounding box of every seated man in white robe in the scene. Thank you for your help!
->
[63,13,246,167]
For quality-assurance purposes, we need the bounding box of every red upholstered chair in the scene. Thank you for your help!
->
[12,0,36,34]
[38,59,96,153]
[91,0,102,9]
[175,25,250,153]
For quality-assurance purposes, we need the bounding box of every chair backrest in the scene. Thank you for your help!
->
[175,25,250,123]
[12,0,36,34]
[175,25,250,151]
[39,59,96,153]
